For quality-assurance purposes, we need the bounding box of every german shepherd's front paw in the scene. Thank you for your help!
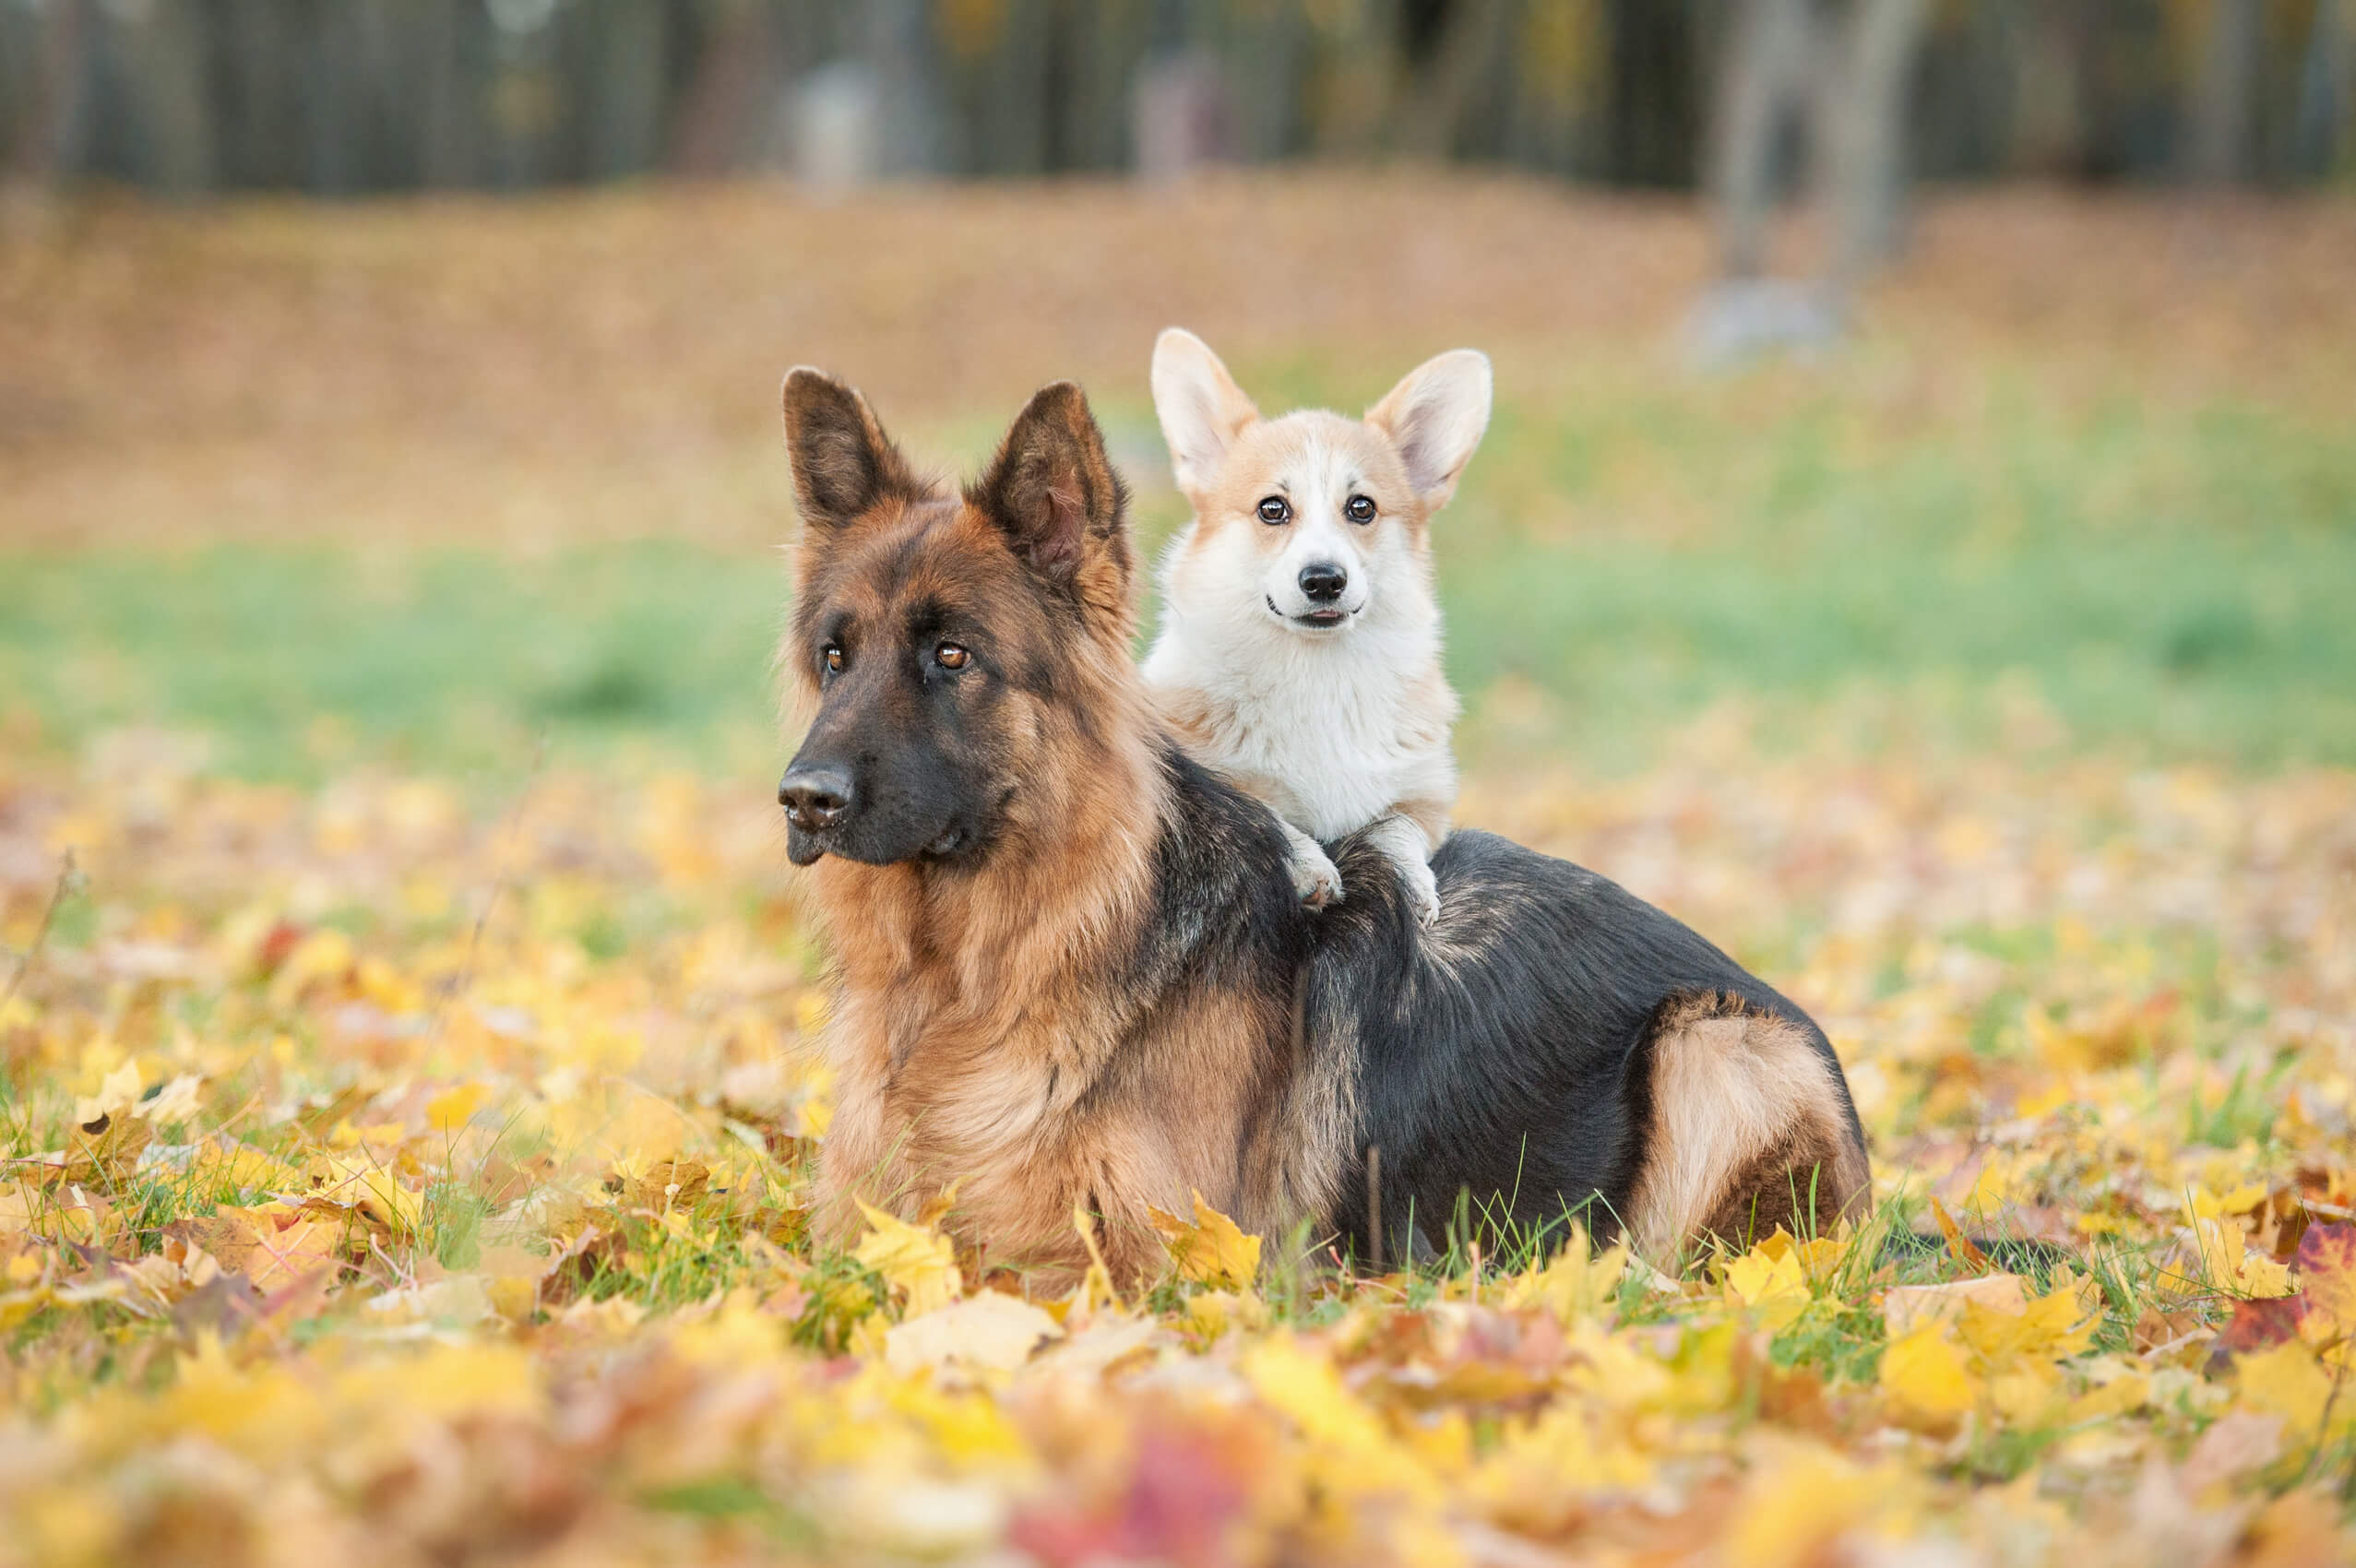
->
[1288,842,1345,909]
[1402,859,1441,929]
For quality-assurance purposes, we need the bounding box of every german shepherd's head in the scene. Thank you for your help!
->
[775,371,1144,873]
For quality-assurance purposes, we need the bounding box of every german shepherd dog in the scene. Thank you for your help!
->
[776,369,1870,1286]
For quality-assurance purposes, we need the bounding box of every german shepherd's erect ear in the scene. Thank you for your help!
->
[779,366,924,530]
[968,381,1134,630]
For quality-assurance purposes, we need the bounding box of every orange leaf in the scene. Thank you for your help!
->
[1930,1198,1990,1274]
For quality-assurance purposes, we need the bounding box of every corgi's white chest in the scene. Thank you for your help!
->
[1145,615,1454,842]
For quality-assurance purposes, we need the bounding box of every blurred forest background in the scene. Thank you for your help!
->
[3,0,2354,788]
[5,0,2355,195]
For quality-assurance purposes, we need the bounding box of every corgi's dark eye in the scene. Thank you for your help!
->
[823,644,846,674]
[1344,494,1376,524]
[934,641,970,671]
[1256,496,1291,525]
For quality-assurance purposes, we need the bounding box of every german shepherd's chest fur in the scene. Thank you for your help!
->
[810,750,1315,1280]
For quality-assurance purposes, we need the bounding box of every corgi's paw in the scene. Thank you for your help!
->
[1402,859,1441,929]
[1289,842,1345,909]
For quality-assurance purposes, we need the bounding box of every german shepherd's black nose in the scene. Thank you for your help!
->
[779,764,856,828]
[1299,562,1348,603]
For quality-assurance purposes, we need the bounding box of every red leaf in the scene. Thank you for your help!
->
[2207,1295,2306,1372]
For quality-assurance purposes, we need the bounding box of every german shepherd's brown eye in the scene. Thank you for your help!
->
[1255,495,1291,525]
[823,644,846,674]
[934,641,970,671]
[1344,494,1376,524]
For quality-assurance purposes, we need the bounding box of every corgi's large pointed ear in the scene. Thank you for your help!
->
[1366,349,1493,513]
[1150,327,1260,500]
[970,380,1133,619]
[780,367,921,530]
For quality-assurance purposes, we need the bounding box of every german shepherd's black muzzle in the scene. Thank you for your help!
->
[779,700,988,869]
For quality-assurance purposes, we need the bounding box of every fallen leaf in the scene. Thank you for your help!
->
[2292,1221,2356,1336]
[855,1201,962,1317]
[1881,1323,1975,1428]
[885,1290,1063,1377]
[1883,1272,2027,1336]
[2209,1296,2307,1369]
[1147,1191,1261,1289]
[2179,1410,2285,1493]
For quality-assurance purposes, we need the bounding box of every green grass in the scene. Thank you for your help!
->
[6,368,2352,781]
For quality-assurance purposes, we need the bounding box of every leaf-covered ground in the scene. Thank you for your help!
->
[5,178,2354,1564]
[3,741,2351,1566]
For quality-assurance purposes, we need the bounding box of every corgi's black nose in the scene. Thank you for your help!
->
[779,764,856,828]
[1299,562,1348,603]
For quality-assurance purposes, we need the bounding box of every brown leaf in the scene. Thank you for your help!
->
[602,1159,708,1212]
[162,1213,261,1277]
[168,1268,267,1341]
[244,1218,346,1291]
[540,1227,622,1308]
[59,1112,153,1189]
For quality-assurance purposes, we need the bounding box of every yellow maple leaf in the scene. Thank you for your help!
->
[1242,1335,1434,1503]
[1723,1441,1910,1568]
[1881,1322,1975,1426]
[2187,1205,2296,1299]
[2234,1340,2344,1438]
[424,1082,491,1133]
[72,1058,143,1126]
[1722,1239,1812,1332]
[1498,1227,1627,1323]
[303,1152,423,1238]
[854,1200,961,1317]
[1148,1189,1261,1289]
[1052,1200,1123,1324]
[1957,1278,2098,1369]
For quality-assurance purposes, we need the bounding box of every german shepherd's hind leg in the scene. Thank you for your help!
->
[1279,818,1344,909]
[1624,992,1870,1266]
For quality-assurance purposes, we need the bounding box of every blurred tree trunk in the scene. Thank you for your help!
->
[1503,0,1606,176]
[1401,0,1512,160]
[2188,0,2261,183]
[1602,0,1698,186]
[117,0,217,196]
[1708,0,1815,278]
[667,0,779,175]
[1056,0,1145,169]
[417,0,482,189]
[585,0,668,179]
[5,0,89,204]
[1308,0,1401,159]
[1225,0,1310,162]
[865,0,942,176]
[2293,0,2355,176]
[1822,0,1929,286]
[2008,0,2093,178]
[980,0,1055,176]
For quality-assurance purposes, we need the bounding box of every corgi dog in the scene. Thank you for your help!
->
[1141,328,1492,927]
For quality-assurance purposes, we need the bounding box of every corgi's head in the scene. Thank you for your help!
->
[1149,327,1491,640]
